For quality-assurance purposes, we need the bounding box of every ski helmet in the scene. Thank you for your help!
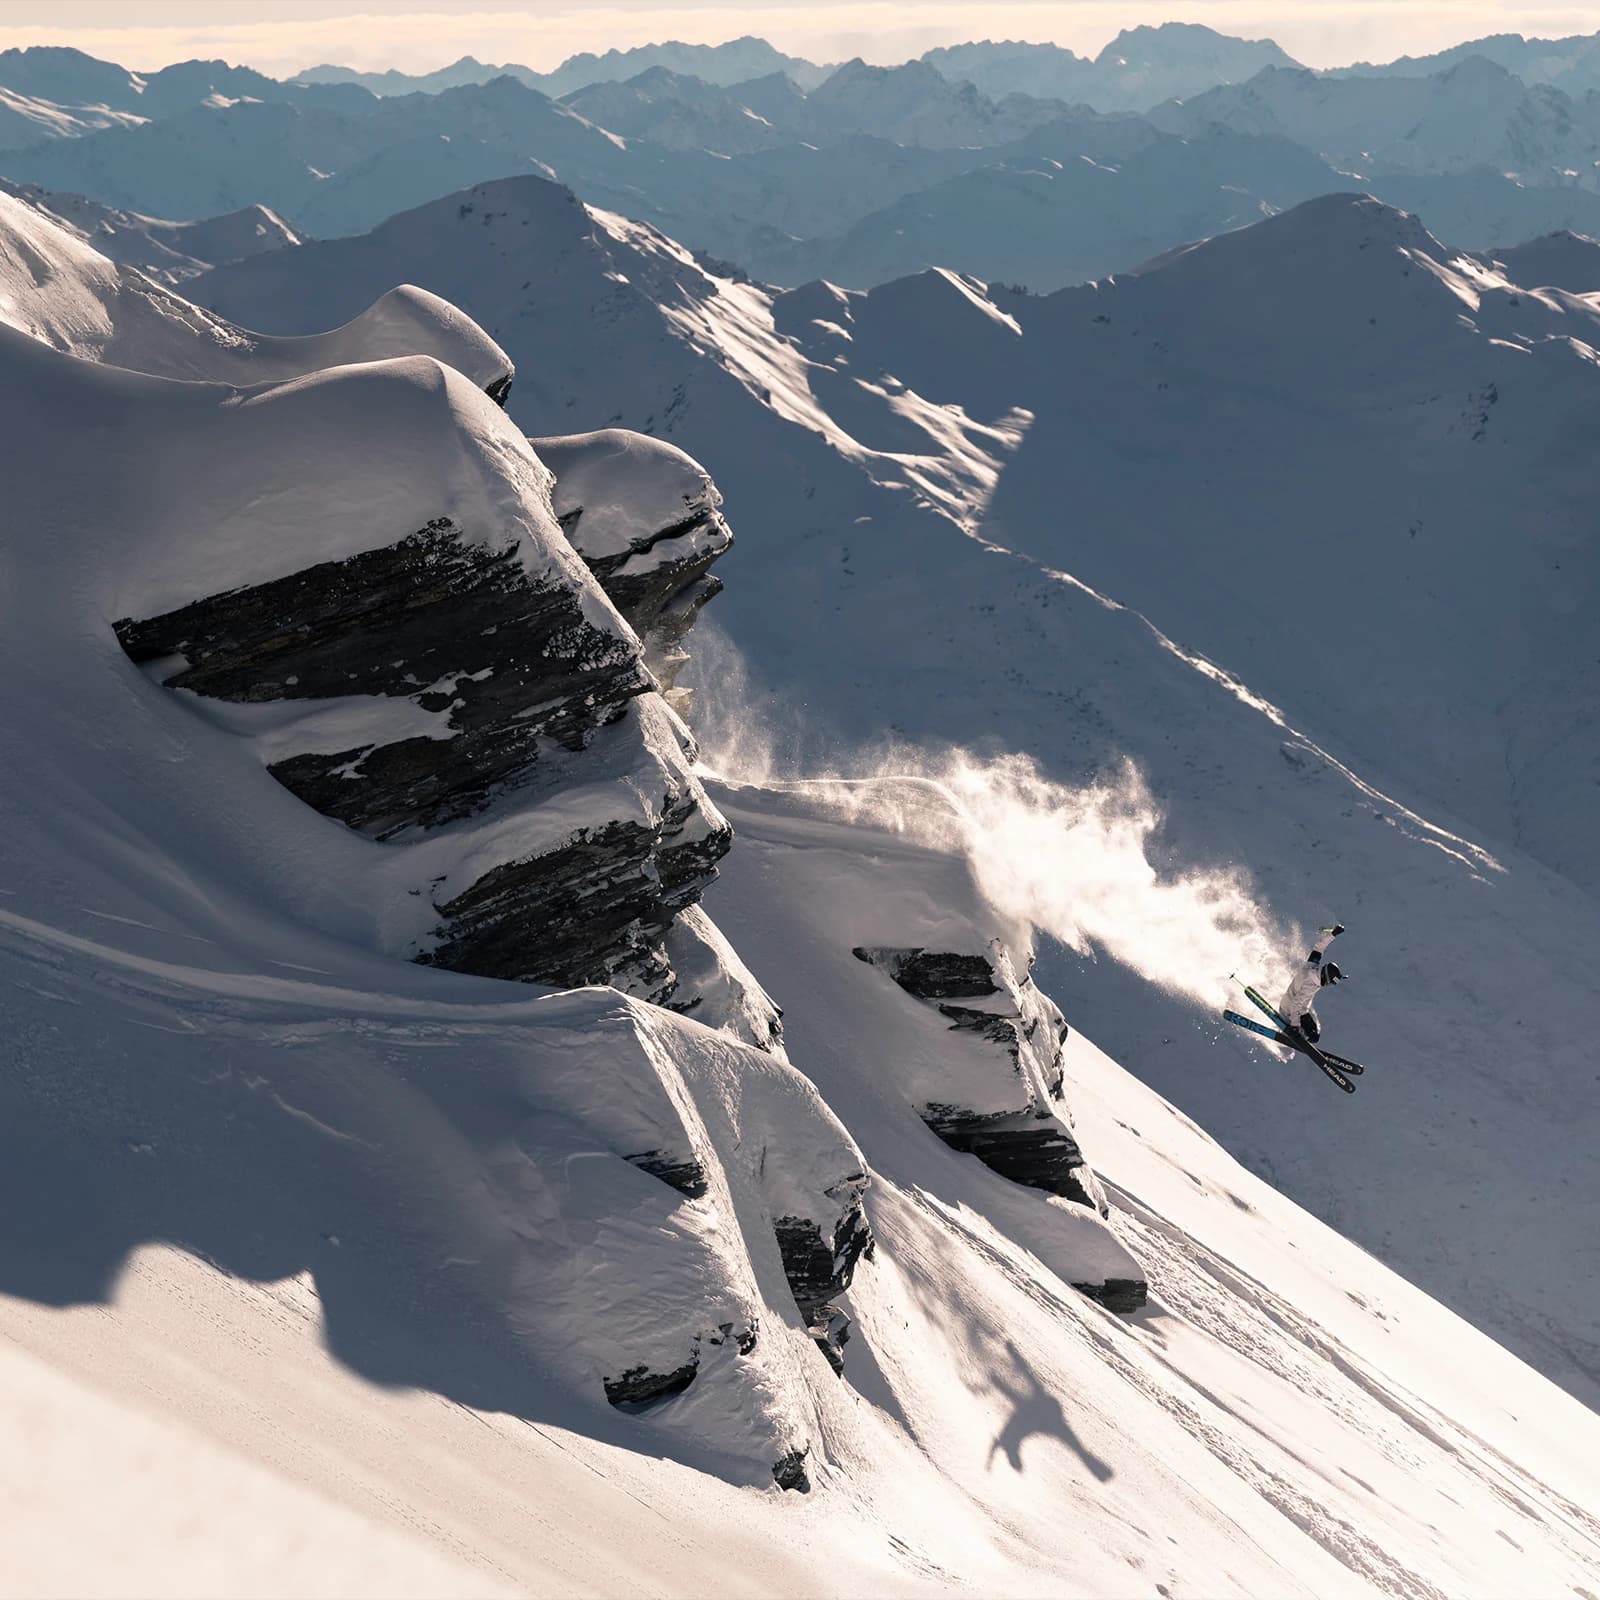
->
[1321,962,1343,986]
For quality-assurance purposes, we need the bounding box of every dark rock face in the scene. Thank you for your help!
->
[774,1196,873,1374]
[852,946,998,999]
[604,1357,699,1409]
[626,1148,709,1200]
[484,373,513,407]
[773,1206,873,1317]
[809,1306,853,1377]
[115,518,650,841]
[569,505,729,675]
[772,1445,811,1492]
[1074,1278,1149,1314]
[853,942,1115,1226]
[602,1318,758,1409]
[416,792,732,998]
[114,516,732,1000]
[922,1106,1102,1211]
[938,1002,1023,1050]
[536,430,736,710]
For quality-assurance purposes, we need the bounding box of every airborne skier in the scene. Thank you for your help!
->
[1277,923,1346,1046]
[1223,923,1362,1092]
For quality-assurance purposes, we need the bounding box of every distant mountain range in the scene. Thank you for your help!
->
[298,35,832,98]
[5,28,1600,293]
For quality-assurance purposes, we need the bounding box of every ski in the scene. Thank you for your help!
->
[1241,982,1291,1031]
[1224,1009,1293,1046]
[1238,977,1366,1073]
[1222,1009,1359,1093]
[1298,1043,1356,1094]
[1318,1048,1365,1076]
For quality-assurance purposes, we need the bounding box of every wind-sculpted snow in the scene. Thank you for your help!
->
[0,898,862,1489]
[0,187,510,390]
[534,428,734,705]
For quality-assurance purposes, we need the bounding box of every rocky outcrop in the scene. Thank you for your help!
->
[774,1190,874,1374]
[853,940,1142,1307]
[1075,1279,1148,1314]
[853,942,1108,1219]
[603,1356,699,1409]
[625,1147,708,1199]
[114,509,732,1002]
[416,774,731,998]
[852,946,999,1000]
[921,1106,1101,1211]
[115,517,651,839]
[772,1445,811,1493]
[603,1319,758,1410]
[535,430,734,710]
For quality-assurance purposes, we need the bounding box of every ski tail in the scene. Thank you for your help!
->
[1224,1009,1293,1047]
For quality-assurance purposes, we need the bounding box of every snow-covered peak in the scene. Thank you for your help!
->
[559,68,789,155]
[1094,20,1296,72]
[0,187,510,390]
[0,43,144,111]
[1487,227,1600,290]
[1152,55,1596,180]
[1,178,302,282]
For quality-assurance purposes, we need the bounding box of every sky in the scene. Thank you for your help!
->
[0,0,1597,74]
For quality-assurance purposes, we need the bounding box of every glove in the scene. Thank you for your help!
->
[1331,923,1346,937]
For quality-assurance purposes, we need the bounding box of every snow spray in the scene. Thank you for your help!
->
[685,627,1296,1012]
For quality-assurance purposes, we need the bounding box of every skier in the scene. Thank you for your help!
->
[1277,923,1346,1046]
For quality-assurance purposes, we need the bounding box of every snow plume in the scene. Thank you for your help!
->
[687,629,1294,1013]
[936,752,1293,1011]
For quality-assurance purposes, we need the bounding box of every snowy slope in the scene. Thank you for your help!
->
[0,84,146,149]
[1487,227,1600,290]
[0,186,505,387]
[1,178,303,281]
[191,178,1600,1407]
[5,749,1600,1595]
[6,155,1600,1596]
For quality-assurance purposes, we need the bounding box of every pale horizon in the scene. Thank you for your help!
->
[1,0,1599,77]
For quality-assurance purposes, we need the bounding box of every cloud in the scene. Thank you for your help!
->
[5,0,1599,74]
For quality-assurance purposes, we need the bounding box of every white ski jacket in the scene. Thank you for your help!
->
[1278,926,1342,1030]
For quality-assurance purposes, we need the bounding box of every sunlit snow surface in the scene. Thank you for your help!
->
[4,177,1600,1595]
[190,178,1600,1404]
[3,781,1600,1596]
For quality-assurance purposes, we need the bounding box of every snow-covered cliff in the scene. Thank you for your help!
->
[4,178,1600,1598]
